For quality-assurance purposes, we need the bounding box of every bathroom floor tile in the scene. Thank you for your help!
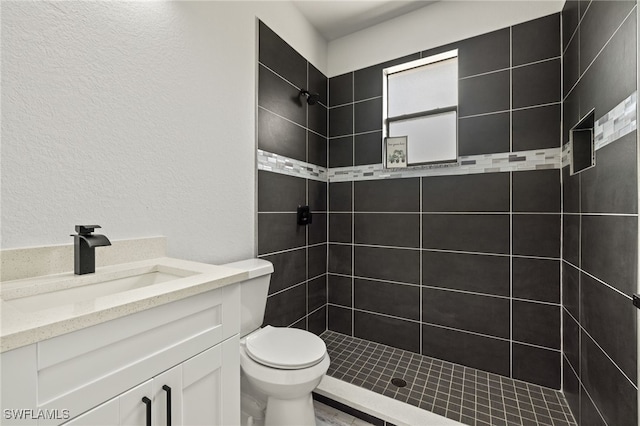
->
[321,330,576,426]
[315,401,376,426]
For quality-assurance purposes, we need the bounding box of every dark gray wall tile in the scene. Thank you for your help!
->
[329,73,353,107]
[512,300,560,349]
[308,132,327,168]
[562,214,580,266]
[512,343,561,389]
[259,65,306,126]
[329,104,353,137]
[354,213,420,248]
[259,21,306,89]
[459,70,510,116]
[580,384,607,426]
[512,59,561,108]
[309,244,327,278]
[309,104,327,136]
[422,325,510,376]
[579,0,636,74]
[512,169,561,213]
[258,213,306,255]
[457,28,510,77]
[309,179,327,212]
[579,11,637,119]
[355,131,383,165]
[580,332,638,426]
[261,248,306,294]
[423,214,510,254]
[563,84,580,143]
[563,358,580,424]
[562,166,580,214]
[422,288,510,339]
[581,131,638,214]
[423,251,510,297]
[512,13,560,66]
[308,306,327,336]
[458,112,510,155]
[329,136,353,168]
[512,214,560,257]
[328,274,352,307]
[354,178,420,212]
[422,173,510,212]
[563,309,580,373]
[354,311,420,353]
[291,317,306,331]
[512,257,560,303]
[258,171,305,212]
[264,284,306,327]
[354,98,382,134]
[329,182,352,212]
[329,213,352,243]
[562,1,580,51]
[581,215,638,296]
[354,246,420,284]
[308,275,327,313]
[512,104,561,151]
[328,244,352,275]
[328,305,352,335]
[309,213,327,245]
[562,261,580,319]
[354,279,420,321]
[258,108,306,161]
[563,35,580,98]
[308,63,328,106]
[581,272,637,382]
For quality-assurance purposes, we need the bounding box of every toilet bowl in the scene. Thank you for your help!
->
[240,326,329,425]
[223,259,330,426]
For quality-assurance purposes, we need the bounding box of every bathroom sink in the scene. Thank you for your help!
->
[1,264,197,313]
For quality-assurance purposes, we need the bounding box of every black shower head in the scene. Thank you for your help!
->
[300,89,320,106]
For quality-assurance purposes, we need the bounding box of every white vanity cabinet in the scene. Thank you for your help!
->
[0,283,240,426]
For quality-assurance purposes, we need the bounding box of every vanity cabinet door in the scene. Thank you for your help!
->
[181,336,239,426]
[152,365,183,426]
[63,397,119,426]
[119,380,153,426]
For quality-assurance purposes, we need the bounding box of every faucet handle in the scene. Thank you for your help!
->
[75,225,102,235]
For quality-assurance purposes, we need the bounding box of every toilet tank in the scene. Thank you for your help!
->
[222,259,274,337]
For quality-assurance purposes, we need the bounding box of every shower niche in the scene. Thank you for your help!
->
[570,110,595,175]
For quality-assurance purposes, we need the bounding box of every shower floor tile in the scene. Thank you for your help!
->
[320,331,576,426]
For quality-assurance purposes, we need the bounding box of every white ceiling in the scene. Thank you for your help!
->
[292,1,438,41]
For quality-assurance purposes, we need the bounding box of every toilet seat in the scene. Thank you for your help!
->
[245,326,326,369]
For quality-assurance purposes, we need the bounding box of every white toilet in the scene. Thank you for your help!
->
[224,259,330,426]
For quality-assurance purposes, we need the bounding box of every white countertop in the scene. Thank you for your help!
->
[0,257,248,353]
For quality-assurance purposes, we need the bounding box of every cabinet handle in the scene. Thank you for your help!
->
[141,396,151,426]
[162,385,172,426]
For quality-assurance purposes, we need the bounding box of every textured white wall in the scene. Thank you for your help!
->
[328,0,564,77]
[1,1,326,264]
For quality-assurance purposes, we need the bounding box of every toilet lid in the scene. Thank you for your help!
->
[245,326,326,369]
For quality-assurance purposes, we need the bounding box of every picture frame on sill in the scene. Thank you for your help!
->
[385,136,408,168]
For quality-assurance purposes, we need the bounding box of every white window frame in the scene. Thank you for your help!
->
[382,49,459,167]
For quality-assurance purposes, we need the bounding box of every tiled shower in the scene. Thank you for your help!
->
[257,2,638,425]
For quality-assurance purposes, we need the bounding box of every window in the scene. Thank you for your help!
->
[383,50,458,166]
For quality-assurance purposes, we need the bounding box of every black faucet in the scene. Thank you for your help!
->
[70,225,112,275]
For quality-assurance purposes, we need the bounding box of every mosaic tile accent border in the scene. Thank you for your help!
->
[257,149,328,182]
[321,330,577,426]
[257,91,636,183]
[594,90,637,151]
[328,148,561,182]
